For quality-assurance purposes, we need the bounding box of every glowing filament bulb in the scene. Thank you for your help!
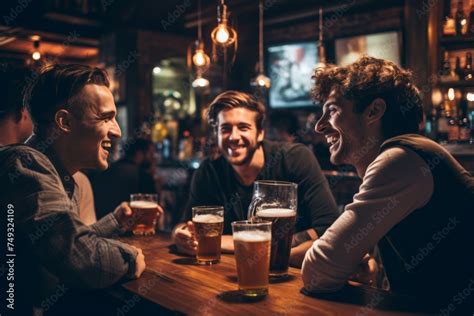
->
[192,49,207,67]
[32,51,41,60]
[215,24,230,44]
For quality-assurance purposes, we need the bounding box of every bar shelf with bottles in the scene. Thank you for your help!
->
[427,0,474,146]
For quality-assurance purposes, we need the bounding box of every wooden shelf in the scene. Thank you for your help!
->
[437,80,474,88]
[440,35,474,50]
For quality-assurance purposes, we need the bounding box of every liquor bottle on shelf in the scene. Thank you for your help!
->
[455,56,463,79]
[437,99,450,143]
[470,1,474,34]
[444,0,457,35]
[178,130,193,161]
[469,100,474,143]
[464,52,474,80]
[162,136,171,160]
[447,105,460,143]
[425,107,438,140]
[458,96,471,143]
[455,0,468,35]
[440,51,452,81]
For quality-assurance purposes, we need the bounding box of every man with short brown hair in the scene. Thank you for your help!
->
[173,90,338,266]
[0,64,161,315]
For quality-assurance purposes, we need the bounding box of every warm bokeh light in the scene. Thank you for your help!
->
[251,73,271,89]
[192,49,209,68]
[467,92,474,102]
[431,88,442,105]
[192,77,209,88]
[193,51,206,66]
[215,24,230,44]
[32,51,41,60]
[448,88,455,101]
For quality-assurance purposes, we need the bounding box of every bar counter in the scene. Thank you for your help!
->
[112,234,431,315]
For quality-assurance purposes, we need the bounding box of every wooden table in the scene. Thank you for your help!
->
[115,234,430,316]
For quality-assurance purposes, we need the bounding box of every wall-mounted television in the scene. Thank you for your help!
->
[267,42,318,109]
[335,31,401,66]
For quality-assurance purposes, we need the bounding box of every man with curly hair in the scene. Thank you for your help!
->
[301,57,474,312]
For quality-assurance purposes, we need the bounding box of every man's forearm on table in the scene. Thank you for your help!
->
[289,240,314,268]
[292,228,318,247]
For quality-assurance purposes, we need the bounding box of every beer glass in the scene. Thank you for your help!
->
[232,220,272,298]
[130,193,159,235]
[248,180,297,278]
[192,206,224,265]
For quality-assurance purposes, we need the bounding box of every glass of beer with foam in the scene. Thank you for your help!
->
[130,193,159,235]
[192,206,224,265]
[232,220,272,297]
[248,180,297,278]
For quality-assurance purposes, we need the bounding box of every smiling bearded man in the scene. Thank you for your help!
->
[172,90,339,268]
[301,57,474,314]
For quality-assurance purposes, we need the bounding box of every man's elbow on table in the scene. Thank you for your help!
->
[301,248,345,293]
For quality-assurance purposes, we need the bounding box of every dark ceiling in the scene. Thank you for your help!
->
[0,0,403,62]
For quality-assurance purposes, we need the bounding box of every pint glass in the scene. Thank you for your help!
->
[192,206,224,265]
[130,193,159,235]
[248,180,297,278]
[232,220,271,297]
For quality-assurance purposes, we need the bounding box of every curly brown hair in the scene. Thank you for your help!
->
[312,56,423,139]
[206,90,266,132]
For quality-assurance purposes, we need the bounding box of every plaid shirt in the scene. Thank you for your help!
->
[0,136,137,310]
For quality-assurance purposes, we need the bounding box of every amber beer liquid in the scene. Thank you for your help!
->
[256,208,296,277]
[193,214,224,264]
[130,200,159,235]
[234,231,271,297]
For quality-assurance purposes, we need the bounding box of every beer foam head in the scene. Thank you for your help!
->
[130,200,158,208]
[256,208,296,217]
[233,231,271,242]
[193,214,223,223]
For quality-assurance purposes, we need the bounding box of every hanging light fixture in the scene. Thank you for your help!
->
[211,0,237,47]
[32,38,41,61]
[211,0,238,86]
[192,63,210,92]
[188,0,211,72]
[188,0,211,91]
[192,73,210,88]
[251,0,271,89]
[315,7,327,69]
[192,42,209,68]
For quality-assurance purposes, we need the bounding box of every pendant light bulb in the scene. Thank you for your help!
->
[192,47,209,68]
[211,0,236,47]
[250,0,270,90]
[32,39,41,61]
[251,73,271,89]
[215,25,230,44]
[32,51,41,60]
[192,75,210,88]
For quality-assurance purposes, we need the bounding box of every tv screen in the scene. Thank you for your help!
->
[267,42,318,108]
[335,31,401,66]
